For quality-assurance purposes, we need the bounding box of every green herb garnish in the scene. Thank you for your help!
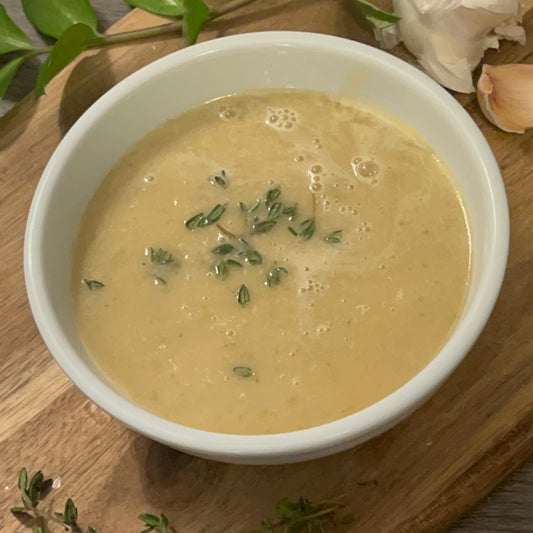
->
[252,219,277,234]
[233,366,254,377]
[205,203,226,224]
[282,205,297,220]
[266,266,288,287]
[299,218,316,240]
[84,279,104,290]
[325,229,343,244]
[288,226,298,236]
[253,497,353,533]
[185,212,206,230]
[149,247,174,265]
[212,243,235,255]
[154,276,167,285]
[250,201,262,213]
[265,187,281,207]
[214,260,228,279]
[238,239,263,265]
[209,169,229,188]
[267,202,284,221]
[241,249,262,265]
[238,284,250,306]
[185,203,226,229]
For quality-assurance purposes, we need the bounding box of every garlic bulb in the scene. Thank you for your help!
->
[477,63,533,133]
[374,0,527,93]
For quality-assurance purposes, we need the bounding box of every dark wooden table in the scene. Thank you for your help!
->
[1,1,532,531]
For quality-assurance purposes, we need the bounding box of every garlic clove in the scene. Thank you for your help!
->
[476,63,533,134]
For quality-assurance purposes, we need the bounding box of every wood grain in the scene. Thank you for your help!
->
[1,1,532,532]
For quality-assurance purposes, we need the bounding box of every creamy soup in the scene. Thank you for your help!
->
[72,89,471,434]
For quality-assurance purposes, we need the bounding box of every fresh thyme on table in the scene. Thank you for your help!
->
[11,468,353,532]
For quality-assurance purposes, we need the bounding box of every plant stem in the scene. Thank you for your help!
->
[22,0,263,58]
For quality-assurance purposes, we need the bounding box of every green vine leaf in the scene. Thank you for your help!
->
[182,0,211,46]
[0,5,32,54]
[35,23,102,97]
[21,0,99,39]
[0,55,28,98]
[353,0,400,29]
[124,0,185,17]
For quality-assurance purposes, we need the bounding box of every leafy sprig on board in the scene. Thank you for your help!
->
[10,468,170,532]
[0,0,398,100]
[11,468,355,532]
[251,497,354,533]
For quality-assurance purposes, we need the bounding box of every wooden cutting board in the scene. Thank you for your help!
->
[1,1,532,531]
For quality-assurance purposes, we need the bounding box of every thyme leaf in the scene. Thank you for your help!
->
[267,202,284,221]
[84,279,104,290]
[238,284,250,306]
[282,204,297,220]
[149,247,174,265]
[185,212,205,230]
[214,260,228,279]
[213,258,243,279]
[265,266,288,287]
[211,243,235,255]
[185,203,226,229]
[205,203,226,225]
[209,169,229,188]
[299,218,316,240]
[242,249,262,265]
[265,187,281,207]
[325,229,342,244]
[154,276,167,285]
[252,219,277,234]
[233,366,254,378]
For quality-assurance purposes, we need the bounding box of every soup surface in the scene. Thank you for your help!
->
[73,89,471,434]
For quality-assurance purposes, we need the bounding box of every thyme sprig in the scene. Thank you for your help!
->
[252,497,353,533]
[10,468,95,533]
[11,468,356,532]
[11,468,171,533]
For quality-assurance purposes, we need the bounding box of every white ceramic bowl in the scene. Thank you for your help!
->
[24,32,509,465]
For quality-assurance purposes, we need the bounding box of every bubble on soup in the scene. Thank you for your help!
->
[266,107,299,130]
[351,156,381,185]
[218,105,238,120]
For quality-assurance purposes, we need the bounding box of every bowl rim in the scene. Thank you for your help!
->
[24,31,509,463]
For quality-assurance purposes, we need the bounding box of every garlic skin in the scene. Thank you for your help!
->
[477,63,533,133]
[374,0,527,93]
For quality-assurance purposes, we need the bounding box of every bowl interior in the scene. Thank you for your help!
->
[25,32,508,464]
